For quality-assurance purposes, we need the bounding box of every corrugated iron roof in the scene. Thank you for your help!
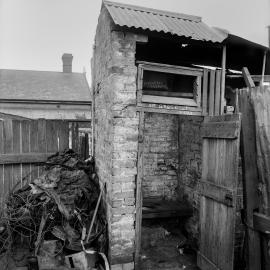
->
[104,1,227,43]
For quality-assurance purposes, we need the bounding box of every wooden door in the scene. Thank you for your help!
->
[197,114,241,270]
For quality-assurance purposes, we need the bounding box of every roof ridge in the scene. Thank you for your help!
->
[103,0,201,22]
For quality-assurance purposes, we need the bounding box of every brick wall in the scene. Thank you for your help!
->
[92,7,115,263]
[143,113,179,200]
[177,116,203,239]
[92,6,147,269]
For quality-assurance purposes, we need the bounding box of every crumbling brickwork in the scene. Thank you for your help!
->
[92,6,147,268]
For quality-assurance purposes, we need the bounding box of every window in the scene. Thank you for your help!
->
[137,62,202,107]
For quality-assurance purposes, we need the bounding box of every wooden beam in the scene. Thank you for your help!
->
[208,69,215,116]
[214,70,221,115]
[253,212,270,234]
[220,45,226,115]
[0,153,55,164]
[136,106,202,116]
[226,74,270,83]
[200,181,235,207]
[136,61,204,76]
[242,67,255,88]
[202,69,209,115]
[135,111,145,269]
[141,95,198,107]
[201,121,240,139]
[261,51,267,85]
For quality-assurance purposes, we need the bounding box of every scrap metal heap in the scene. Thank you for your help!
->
[0,149,107,263]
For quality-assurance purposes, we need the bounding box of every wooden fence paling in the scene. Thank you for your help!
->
[238,88,261,270]
[0,119,70,205]
[0,122,4,201]
[71,122,79,153]
[250,86,270,268]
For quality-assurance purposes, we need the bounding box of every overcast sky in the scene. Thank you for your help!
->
[0,0,269,81]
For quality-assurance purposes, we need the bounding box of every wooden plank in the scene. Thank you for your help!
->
[242,67,255,88]
[250,86,270,268]
[198,114,240,270]
[21,120,31,183]
[220,45,226,115]
[208,70,215,116]
[37,119,47,153]
[58,121,69,152]
[0,121,4,205]
[142,200,193,218]
[137,61,203,76]
[214,70,221,115]
[204,114,240,123]
[37,119,47,176]
[201,121,240,139]
[137,104,202,113]
[196,76,202,108]
[0,153,55,164]
[261,51,267,85]
[142,90,193,98]
[141,95,198,107]
[135,111,145,269]
[238,88,261,270]
[3,120,13,195]
[30,120,39,180]
[226,74,270,83]
[200,181,235,207]
[142,210,192,219]
[202,69,209,115]
[71,122,79,153]
[253,212,270,233]
[252,74,270,83]
[46,121,58,153]
[137,66,143,105]
[12,120,22,189]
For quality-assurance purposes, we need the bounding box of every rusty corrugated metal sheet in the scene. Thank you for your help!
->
[104,1,227,43]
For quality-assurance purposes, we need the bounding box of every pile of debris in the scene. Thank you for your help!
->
[0,149,107,269]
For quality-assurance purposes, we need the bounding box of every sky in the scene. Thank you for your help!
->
[0,0,269,82]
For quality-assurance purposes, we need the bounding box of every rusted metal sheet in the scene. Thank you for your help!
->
[104,1,227,43]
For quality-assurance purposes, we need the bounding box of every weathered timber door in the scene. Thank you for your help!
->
[197,114,241,270]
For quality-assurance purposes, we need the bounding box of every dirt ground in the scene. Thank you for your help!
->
[140,224,199,270]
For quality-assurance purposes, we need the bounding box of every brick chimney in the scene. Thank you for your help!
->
[62,53,73,73]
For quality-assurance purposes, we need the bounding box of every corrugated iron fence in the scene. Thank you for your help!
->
[0,119,91,205]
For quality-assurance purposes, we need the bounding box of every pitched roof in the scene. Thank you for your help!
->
[0,69,91,102]
[0,112,30,120]
[104,1,227,43]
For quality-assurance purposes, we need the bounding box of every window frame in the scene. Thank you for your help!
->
[137,61,203,107]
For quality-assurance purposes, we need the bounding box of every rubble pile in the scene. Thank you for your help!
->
[0,149,107,267]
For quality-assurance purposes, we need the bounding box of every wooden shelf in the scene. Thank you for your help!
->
[142,199,193,219]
